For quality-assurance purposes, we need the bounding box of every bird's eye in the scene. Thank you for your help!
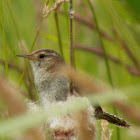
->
[39,54,45,59]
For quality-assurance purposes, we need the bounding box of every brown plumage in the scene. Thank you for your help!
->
[17,49,96,139]
[17,49,130,139]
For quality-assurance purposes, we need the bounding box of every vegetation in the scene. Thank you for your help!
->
[0,0,140,139]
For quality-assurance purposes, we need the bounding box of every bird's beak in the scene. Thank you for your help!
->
[16,53,33,60]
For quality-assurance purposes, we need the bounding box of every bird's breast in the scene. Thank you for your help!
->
[35,73,70,105]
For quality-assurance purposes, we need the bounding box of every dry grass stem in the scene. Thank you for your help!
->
[34,0,42,19]
[77,111,96,140]
[18,40,35,99]
[0,78,44,140]
[18,40,28,54]
[0,78,26,115]
[60,10,140,73]
[74,44,140,76]
[101,120,112,140]
[63,67,140,127]
[12,83,28,97]
[53,4,64,57]
[20,0,69,85]
[63,67,105,95]
[43,0,69,18]
[113,101,140,126]
[131,127,140,139]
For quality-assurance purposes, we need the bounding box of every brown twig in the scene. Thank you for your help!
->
[69,0,75,93]
[59,10,140,72]
[113,29,140,70]
[59,10,114,42]
[64,67,140,126]
[74,44,140,76]
[0,59,22,72]
[69,0,74,68]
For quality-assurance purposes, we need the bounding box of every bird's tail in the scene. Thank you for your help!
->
[94,106,131,128]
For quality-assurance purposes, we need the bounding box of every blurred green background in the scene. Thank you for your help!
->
[0,0,140,140]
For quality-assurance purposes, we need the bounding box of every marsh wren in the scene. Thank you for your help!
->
[17,49,130,139]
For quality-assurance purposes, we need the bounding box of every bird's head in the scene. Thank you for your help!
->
[16,49,66,73]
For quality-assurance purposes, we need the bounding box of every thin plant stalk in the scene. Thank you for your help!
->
[59,10,114,42]
[60,10,140,71]
[87,0,120,140]
[87,0,113,86]
[69,0,74,68]
[0,0,8,75]
[102,0,140,72]
[74,44,140,76]
[52,0,64,57]
[69,0,75,93]
[5,0,20,41]
[113,29,140,70]
[63,3,69,38]
[54,12,64,57]
[19,15,44,86]
[30,15,44,52]
[5,0,36,98]
[19,0,69,86]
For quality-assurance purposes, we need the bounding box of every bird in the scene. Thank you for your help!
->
[16,49,130,139]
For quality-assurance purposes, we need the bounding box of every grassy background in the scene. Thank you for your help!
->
[0,0,140,140]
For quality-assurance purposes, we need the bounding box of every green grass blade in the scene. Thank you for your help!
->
[86,0,120,139]
[87,0,113,86]
[0,0,8,75]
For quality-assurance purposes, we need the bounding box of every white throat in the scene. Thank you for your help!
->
[31,62,70,105]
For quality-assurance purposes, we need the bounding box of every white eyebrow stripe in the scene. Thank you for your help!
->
[46,57,53,61]
[41,53,50,56]
[39,52,57,56]
[52,53,57,56]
